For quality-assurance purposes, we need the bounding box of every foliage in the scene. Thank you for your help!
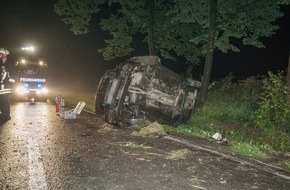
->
[278,0,290,5]
[285,160,290,168]
[54,0,102,35]
[259,127,290,153]
[252,72,290,130]
[173,74,290,154]
[195,75,257,126]
[231,142,266,158]
[237,76,264,105]
[54,0,285,64]
[169,0,283,54]
[54,0,203,62]
[251,72,290,153]
[99,32,134,60]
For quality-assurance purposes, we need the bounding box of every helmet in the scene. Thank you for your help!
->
[0,48,9,55]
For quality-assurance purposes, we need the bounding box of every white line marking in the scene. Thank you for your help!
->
[28,136,48,190]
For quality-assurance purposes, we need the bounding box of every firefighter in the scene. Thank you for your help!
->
[0,48,13,122]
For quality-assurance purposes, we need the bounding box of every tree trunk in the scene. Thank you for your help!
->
[148,0,156,55]
[199,0,218,104]
[287,51,290,103]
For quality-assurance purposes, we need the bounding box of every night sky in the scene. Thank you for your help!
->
[0,0,289,89]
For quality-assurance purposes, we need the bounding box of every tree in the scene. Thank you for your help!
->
[54,0,202,63]
[55,0,287,103]
[170,0,285,103]
[54,0,285,61]
[54,0,102,35]
[199,0,217,104]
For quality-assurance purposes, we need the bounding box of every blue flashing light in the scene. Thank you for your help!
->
[24,83,29,87]
[37,84,42,88]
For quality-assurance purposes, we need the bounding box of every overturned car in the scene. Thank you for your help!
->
[95,56,201,127]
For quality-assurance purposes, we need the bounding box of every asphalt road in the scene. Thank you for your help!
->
[0,101,289,190]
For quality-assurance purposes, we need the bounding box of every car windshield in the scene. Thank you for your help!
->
[16,62,48,77]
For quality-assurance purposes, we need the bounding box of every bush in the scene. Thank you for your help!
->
[237,76,264,109]
[185,73,290,154]
[252,71,290,153]
[204,74,260,125]
[252,72,290,129]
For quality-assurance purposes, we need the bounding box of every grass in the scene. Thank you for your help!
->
[165,75,290,164]
[181,77,290,164]
[64,93,95,112]
[51,89,96,112]
[231,142,266,158]
[285,160,290,168]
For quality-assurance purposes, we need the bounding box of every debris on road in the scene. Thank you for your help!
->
[212,132,222,141]
[212,132,228,144]
[60,101,86,119]
[167,148,191,160]
[131,121,167,137]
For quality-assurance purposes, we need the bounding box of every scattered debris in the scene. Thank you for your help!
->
[190,184,207,190]
[60,101,86,119]
[212,132,228,143]
[131,121,167,137]
[212,132,223,141]
[97,123,119,133]
[123,142,152,149]
[167,148,191,160]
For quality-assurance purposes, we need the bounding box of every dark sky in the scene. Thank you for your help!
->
[0,0,290,87]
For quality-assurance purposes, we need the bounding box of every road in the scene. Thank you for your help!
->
[0,101,289,190]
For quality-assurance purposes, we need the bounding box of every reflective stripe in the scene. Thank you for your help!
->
[0,88,12,94]
[1,71,8,83]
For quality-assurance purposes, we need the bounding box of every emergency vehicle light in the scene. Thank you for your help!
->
[21,46,34,52]
[36,88,48,94]
[16,86,28,94]
[41,88,48,94]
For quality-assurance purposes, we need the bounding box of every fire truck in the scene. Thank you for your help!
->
[12,57,49,102]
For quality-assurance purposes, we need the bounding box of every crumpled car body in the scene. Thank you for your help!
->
[95,56,201,127]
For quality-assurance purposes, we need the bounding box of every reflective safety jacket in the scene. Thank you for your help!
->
[0,62,12,95]
[0,84,11,94]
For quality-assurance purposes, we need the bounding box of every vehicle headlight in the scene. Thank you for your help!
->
[36,88,48,95]
[16,86,28,94]
[41,88,48,94]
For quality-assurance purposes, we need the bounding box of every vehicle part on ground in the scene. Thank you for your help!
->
[59,101,86,119]
[95,56,201,127]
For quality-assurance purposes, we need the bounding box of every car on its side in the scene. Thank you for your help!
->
[95,56,201,127]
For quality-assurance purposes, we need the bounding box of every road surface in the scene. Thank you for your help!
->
[0,101,289,190]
